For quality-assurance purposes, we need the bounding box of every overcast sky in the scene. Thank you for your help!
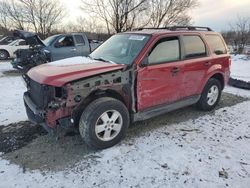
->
[62,0,250,32]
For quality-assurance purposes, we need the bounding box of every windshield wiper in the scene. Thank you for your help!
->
[92,57,116,64]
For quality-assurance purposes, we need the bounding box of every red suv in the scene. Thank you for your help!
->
[23,26,230,149]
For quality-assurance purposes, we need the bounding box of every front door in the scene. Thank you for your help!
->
[51,35,76,61]
[137,36,184,111]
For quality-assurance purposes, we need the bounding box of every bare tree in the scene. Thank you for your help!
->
[18,0,66,38]
[0,2,10,30]
[0,0,27,30]
[147,0,198,28]
[60,16,107,34]
[0,0,65,38]
[230,16,250,54]
[81,0,148,34]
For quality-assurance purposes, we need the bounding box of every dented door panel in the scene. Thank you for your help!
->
[137,62,183,111]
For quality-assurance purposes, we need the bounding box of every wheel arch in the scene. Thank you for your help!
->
[199,71,225,93]
[0,49,10,57]
[210,73,225,89]
[72,88,130,126]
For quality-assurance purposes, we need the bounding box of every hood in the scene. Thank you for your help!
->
[27,56,126,87]
[0,45,10,48]
[13,30,45,47]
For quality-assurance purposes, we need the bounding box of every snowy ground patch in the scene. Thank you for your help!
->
[225,86,250,98]
[0,60,250,188]
[231,55,250,82]
[0,61,14,76]
[0,96,250,188]
[0,61,27,125]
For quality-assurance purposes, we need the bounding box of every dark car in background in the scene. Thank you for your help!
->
[12,30,100,72]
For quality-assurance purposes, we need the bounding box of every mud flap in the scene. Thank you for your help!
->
[40,123,54,135]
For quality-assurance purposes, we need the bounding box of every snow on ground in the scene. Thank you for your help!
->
[224,86,250,98]
[0,92,250,188]
[0,61,14,76]
[231,55,250,82]
[0,59,250,187]
[0,61,27,125]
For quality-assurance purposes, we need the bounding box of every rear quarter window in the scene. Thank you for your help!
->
[205,34,227,55]
[182,35,207,59]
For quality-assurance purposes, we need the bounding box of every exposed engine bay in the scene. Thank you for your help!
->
[11,30,51,73]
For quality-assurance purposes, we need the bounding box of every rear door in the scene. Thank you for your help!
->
[180,35,212,98]
[204,34,230,83]
[137,36,184,111]
[73,34,90,56]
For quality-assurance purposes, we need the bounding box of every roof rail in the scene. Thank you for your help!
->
[135,26,213,32]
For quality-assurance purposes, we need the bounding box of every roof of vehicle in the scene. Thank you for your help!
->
[54,33,86,36]
[125,26,219,36]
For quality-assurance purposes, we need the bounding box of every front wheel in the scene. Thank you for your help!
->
[79,97,129,149]
[0,50,9,60]
[196,78,222,111]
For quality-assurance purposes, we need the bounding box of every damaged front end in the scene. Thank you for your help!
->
[11,30,51,73]
[23,68,133,133]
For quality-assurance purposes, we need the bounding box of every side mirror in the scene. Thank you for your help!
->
[140,55,149,67]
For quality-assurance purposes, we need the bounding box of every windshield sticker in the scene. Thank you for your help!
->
[129,35,145,41]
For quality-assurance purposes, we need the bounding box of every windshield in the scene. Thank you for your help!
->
[43,35,58,46]
[90,34,150,65]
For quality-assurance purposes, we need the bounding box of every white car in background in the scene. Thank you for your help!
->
[0,39,29,60]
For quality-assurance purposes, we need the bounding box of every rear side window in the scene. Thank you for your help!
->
[75,35,85,45]
[148,37,180,64]
[205,34,227,55]
[182,35,206,59]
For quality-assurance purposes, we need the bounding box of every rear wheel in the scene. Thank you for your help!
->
[196,78,222,111]
[79,97,129,149]
[0,50,9,60]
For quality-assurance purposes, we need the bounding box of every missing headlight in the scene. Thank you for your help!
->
[55,87,63,98]
[54,87,67,98]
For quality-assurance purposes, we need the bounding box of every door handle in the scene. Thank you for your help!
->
[171,67,180,74]
[204,62,211,66]
[71,48,76,52]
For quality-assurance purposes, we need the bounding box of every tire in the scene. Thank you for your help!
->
[196,78,222,111]
[0,50,9,60]
[79,97,129,149]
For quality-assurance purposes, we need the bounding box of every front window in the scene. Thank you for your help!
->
[90,34,150,65]
[55,36,75,47]
[148,37,180,64]
[43,35,58,46]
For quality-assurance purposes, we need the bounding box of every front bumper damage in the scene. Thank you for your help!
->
[23,68,133,133]
[24,91,73,133]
